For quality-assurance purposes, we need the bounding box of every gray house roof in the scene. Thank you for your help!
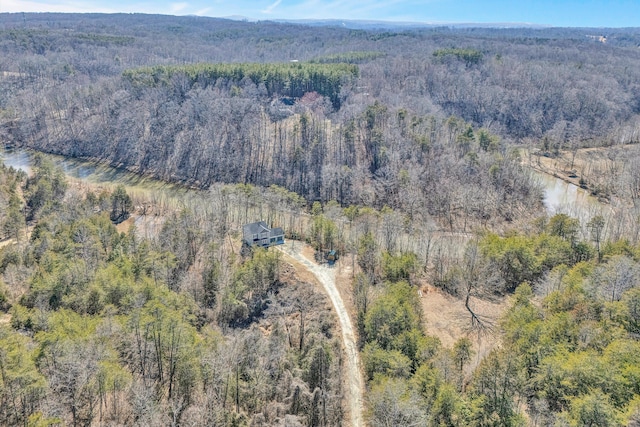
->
[270,227,284,238]
[243,221,271,237]
[242,221,285,247]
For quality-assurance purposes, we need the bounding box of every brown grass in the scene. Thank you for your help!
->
[419,284,509,370]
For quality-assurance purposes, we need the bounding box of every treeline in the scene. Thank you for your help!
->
[309,51,385,64]
[432,47,483,66]
[0,160,345,426]
[123,62,358,108]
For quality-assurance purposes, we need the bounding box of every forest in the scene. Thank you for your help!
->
[2,12,640,427]
[0,158,348,426]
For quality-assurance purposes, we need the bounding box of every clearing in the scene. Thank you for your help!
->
[418,284,509,371]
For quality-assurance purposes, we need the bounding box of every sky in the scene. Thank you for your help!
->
[1,0,639,27]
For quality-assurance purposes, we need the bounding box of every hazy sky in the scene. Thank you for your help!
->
[1,0,638,27]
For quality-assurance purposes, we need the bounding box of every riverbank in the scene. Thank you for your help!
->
[524,149,610,203]
[523,143,640,204]
[519,147,618,219]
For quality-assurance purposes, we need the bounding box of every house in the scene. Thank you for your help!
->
[242,221,285,248]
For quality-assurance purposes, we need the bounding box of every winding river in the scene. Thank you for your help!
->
[0,148,191,203]
[2,148,612,223]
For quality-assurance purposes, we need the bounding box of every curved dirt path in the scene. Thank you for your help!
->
[278,243,365,427]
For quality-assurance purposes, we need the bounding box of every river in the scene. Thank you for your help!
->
[2,147,611,225]
[531,169,609,222]
[0,148,190,202]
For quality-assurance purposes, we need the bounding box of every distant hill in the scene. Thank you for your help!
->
[272,18,551,30]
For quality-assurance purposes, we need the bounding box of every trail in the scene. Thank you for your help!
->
[278,242,365,427]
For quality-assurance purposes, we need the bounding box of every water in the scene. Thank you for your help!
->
[0,149,32,174]
[2,147,611,227]
[531,169,609,221]
[0,148,188,199]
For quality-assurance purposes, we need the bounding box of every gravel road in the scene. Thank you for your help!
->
[278,243,365,427]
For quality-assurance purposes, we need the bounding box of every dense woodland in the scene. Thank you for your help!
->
[2,14,640,228]
[0,159,347,426]
[3,143,640,426]
[2,12,640,427]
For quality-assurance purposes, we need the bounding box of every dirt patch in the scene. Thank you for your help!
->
[0,313,11,326]
[300,245,316,262]
[281,252,319,286]
[419,284,509,370]
[115,215,136,233]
